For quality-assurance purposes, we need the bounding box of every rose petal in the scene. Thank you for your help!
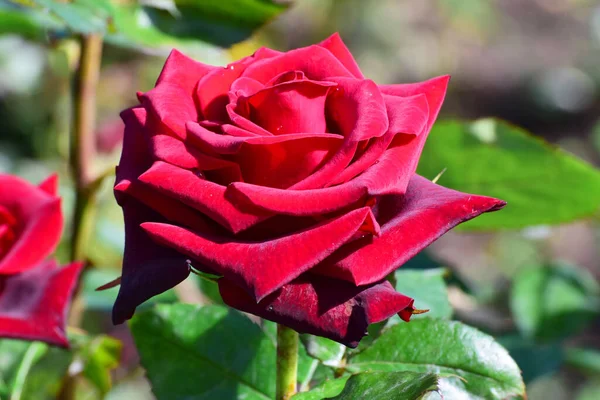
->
[112,200,192,325]
[141,206,379,302]
[38,173,59,196]
[318,33,364,79]
[237,79,336,134]
[327,93,430,186]
[313,175,506,285]
[197,47,280,122]
[139,83,198,139]
[288,77,388,190]
[227,142,420,216]
[219,276,414,347]
[149,134,243,184]
[156,49,215,96]
[186,123,344,188]
[241,45,354,84]
[0,260,83,347]
[376,76,450,179]
[137,161,269,233]
[0,175,63,274]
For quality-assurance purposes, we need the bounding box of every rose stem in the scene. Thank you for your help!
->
[276,324,299,400]
[70,33,102,263]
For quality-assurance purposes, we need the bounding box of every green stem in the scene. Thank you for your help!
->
[70,33,103,262]
[9,343,48,400]
[276,324,298,400]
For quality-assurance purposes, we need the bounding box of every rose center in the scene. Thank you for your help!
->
[0,205,17,259]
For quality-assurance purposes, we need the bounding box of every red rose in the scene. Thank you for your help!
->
[113,33,504,346]
[0,174,82,347]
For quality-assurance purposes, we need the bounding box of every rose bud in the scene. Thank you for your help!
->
[112,33,505,347]
[0,174,83,347]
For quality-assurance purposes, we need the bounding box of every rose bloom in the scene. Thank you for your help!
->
[113,34,504,346]
[0,174,82,347]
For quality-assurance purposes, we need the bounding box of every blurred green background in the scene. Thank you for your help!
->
[1,0,600,399]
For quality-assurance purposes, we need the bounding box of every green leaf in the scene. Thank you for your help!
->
[347,319,525,399]
[293,372,438,400]
[292,376,350,400]
[0,340,72,400]
[131,303,314,400]
[301,335,345,367]
[392,268,452,320]
[418,119,600,229]
[5,0,289,54]
[78,335,122,395]
[510,263,600,341]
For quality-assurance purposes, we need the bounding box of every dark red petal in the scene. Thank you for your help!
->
[112,200,192,325]
[139,83,198,139]
[137,161,269,233]
[241,45,354,84]
[225,104,274,136]
[197,47,280,121]
[318,33,364,79]
[156,49,215,96]
[379,75,450,133]
[186,123,344,188]
[0,260,83,347]
[141,206,379,302]
[227,142,419,216]
[237,79,336,134]
[326,94,429,186]
[219,276,414,347]
[288,78,388,190]
[38,173,59,196]
[0,175,63,275]
[313,175,506,285]
[148,134,243,184]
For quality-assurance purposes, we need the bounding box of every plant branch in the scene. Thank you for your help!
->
[70,33,102,262]
[276,324,298,400]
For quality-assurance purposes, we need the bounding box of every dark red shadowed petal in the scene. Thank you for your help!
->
[241,45,354,84]
[156,49,215,96]
[197,47,280,122]
[0,175,63,275]
[112,199,193,325]
[0,260,83,347]
[219,276,414,347]
[141,206,379,302]
[137,161,270,233]
[313,175,506,285]
[318,33,364,79]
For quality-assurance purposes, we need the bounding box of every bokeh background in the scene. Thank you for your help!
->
[1,0,600,399]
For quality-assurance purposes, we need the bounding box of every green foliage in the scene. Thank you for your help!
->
[2,0,288,53]
[70,332,123,395]
[300,335,345,368]
[393,268,452,320]
[294,372,438,400]
[130,304,315,400]
[510,263,600,341]
[418,119,600,229]
[347,319,525,399]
